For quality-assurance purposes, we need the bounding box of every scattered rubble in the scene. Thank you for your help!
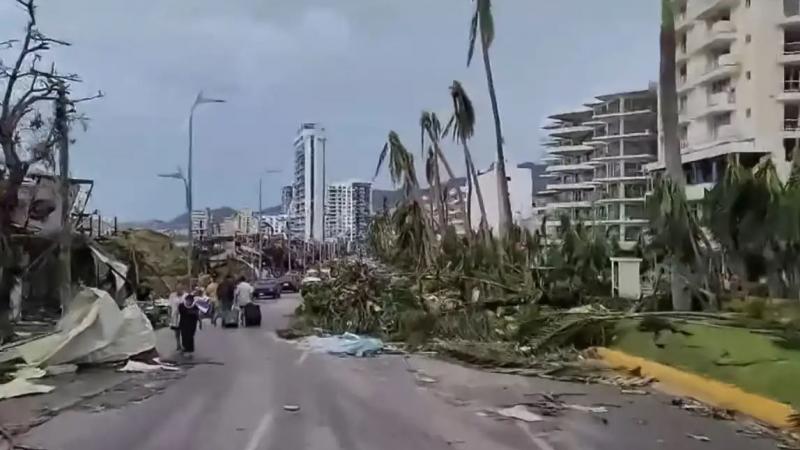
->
[672,397,735,421]
[496,405,544,423]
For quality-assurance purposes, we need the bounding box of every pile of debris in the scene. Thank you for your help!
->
[0,288,160,400]
[97,229,188,297]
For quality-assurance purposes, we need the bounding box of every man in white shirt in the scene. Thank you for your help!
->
[234,276,254,324]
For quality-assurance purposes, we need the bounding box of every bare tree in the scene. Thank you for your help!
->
[0,0,101,339]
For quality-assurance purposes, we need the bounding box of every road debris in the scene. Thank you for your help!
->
[621,389,649,395]
[496,405,544,422]
[283,404,300,412]
[301,333,384,357]
[0,378,54,400]
[672,397,734,421]
[687,433,711,442]
[117,360,180,373]
[46,364,78,376]
[564,404,608,414]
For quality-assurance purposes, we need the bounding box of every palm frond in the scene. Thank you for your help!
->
[450,80,476,142]
[374,142,389,181]
[478,0,495,49]
[467,7,479,66]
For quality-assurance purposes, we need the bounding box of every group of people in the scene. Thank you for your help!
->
[168,275,255,355]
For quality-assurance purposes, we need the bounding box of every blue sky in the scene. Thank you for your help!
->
[0,0,658,221]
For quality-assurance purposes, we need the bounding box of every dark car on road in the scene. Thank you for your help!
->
[253,278,282,299]
[278,272,300,292]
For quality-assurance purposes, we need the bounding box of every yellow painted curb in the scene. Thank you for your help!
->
[595,347,796,428]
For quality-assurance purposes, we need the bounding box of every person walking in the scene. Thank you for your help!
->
[234,276,254,325]
[178,294,202,355]
[216,274,236,326]
[168,285,186,351]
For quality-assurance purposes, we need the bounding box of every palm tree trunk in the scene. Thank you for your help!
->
[426,129,467,226]
[433,153,447,231]
[661,0,691,311]
[481,36,513,238]
[463,141,489,230]
[462,148,474,233]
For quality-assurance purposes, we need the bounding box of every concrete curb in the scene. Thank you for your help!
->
[596,347,796,429]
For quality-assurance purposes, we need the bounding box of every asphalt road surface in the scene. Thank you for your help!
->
[18,294,780,450]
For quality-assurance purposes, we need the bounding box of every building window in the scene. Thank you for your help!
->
[745,34,752,43]
[745,0,750,7]
[746,71,751,80]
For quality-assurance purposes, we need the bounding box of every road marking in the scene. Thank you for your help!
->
[243,410,274,450]
[515,422,556,450]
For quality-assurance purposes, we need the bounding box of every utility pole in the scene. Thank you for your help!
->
[56,83,71,310]
[257,178,263,277]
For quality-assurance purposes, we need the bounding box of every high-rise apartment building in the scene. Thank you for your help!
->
[291,123,326,241]
[538,88,658,244]
[651,0,795,200]
[325,180,372,242]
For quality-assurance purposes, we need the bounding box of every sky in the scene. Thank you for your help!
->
[0,0,658,221]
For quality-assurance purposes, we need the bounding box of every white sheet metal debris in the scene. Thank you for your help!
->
[14,288,156,367]
[0,378,55,400]
[496,405,544,423]
[117,360,180,373]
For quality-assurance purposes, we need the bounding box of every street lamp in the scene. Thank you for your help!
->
[186,91,225,284]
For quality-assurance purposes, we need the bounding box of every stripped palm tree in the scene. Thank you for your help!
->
[445,81,488,233]
[424,146,446,230]
[657,0,693,310]
[467,0,512,237]
[374,131,435,267]
[420,111,466,229]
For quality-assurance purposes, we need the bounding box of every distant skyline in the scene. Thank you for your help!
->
[0,1,658,221]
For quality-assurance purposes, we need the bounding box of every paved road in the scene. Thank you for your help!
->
[18,294,779,450]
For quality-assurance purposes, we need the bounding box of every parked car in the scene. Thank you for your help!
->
[278,272,300,292]
[253,278,282,299]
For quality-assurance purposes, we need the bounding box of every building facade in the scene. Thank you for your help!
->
[261,214,288,237]
[471,165,534,234]
[218,208,258,237]
[324,180,372,242]
[651,0,795,201]
[538,88,658,245]
[191,209,211,240]
[291,123,326,241]
[281,185,293,215]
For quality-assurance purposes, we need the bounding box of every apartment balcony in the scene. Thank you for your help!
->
[595,196,647,204]
[593,170,648,183]
[541,155,563,164]
[591,129,656,142]
[547,125,595,138]
[591,153,656,164]
[694,54,739,86]
[693,20,736,54]
[778,80,800,102]
[545,182,596,191]
[694,90,736,119]
[547,144,594,155]
[782,118,800,138]
[545,163,594,173]
[548,201,592,210]
[780,42,800,64]
[780,1,800,26]
[592,108,655,121]
[694,0,738,21]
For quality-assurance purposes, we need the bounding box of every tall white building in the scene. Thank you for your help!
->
[325,180,372,242]
[261,214,288,237]
[291,123,326,241]
[471,165,534,234]
[650,0,795,200]
[538,88,658,245]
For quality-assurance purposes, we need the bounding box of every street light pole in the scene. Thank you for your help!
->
[186,92,225,286]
